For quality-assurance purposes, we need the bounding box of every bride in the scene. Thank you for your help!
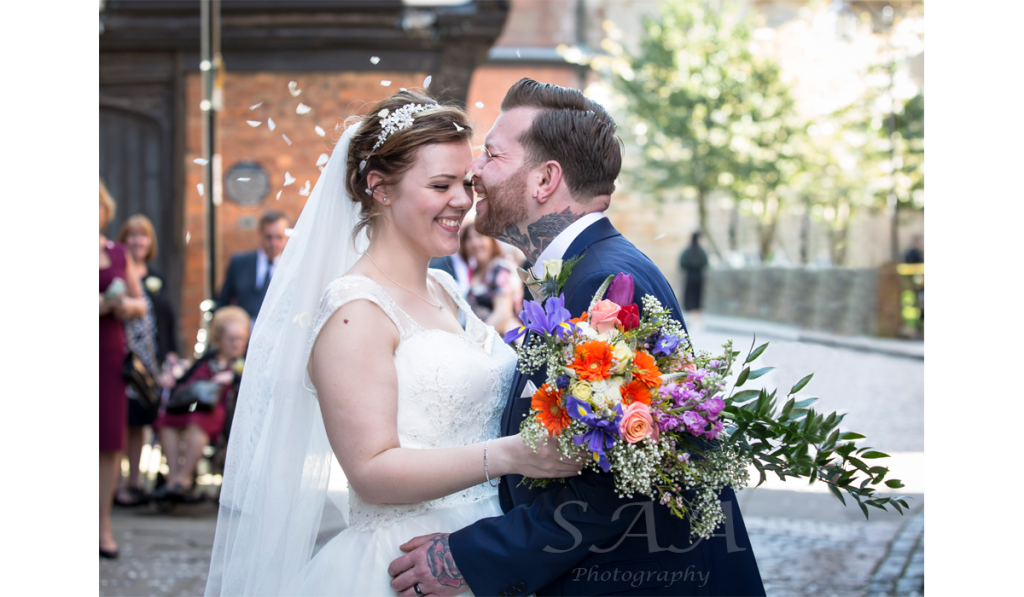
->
[205,90,580,596]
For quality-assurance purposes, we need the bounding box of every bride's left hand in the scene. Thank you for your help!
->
[508,433,585,479]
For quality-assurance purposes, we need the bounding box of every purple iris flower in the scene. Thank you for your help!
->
[566,395,622,472]
[605,273,634,306]
[503,294,575,343]
[654,334,681,357]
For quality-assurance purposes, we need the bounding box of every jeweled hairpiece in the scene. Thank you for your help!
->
[372,103,437,152]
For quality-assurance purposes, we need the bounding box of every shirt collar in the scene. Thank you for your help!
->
[531,212,607,277]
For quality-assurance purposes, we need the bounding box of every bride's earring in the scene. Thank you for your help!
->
[380,197,389,204]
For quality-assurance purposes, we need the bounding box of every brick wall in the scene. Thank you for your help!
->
[181,70,428,350]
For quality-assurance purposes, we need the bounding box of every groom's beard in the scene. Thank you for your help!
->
[474,165,530,243]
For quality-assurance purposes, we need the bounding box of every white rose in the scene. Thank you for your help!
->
[543,258,563,279]
[589,378,624,408]
[612,341,634,373]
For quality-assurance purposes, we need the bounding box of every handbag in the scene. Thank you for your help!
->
[122,351,159,410]
[165,376,224,414]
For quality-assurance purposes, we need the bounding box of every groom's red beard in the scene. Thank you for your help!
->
[474,165,530,240]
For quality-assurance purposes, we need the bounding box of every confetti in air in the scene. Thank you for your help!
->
[316,153,330,167]
[454,123,464,132]
[249,102,263,110]
[296,103,312,115]
[654,233,666,241]
[400,88,407,91]
[268,118,276,131]
[370,56,380,65]
[246,120,262,127]
[288,81,302,97]
[475,102,484,109]
[284,172,296,186]
[292,312,312,327]
[284,228,295,237]
[282,134,293,146]
[381,80,392,87]
[276,190,282,200]
[193,158,209,166]
[517,48,521,58]
[299,180,312,196]
[314,125,325,137]
[185,231,191,245]
[237,177,251,182]
[197,183,205,196]
[423,75,432,89]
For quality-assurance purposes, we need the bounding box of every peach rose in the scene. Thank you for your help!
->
[590,300,621,334]
[619,402,658,444]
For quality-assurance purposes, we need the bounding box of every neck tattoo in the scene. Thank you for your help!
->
[365,251,445,310]
[498,207,585,263]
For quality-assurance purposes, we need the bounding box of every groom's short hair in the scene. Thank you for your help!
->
[501,78,622,201]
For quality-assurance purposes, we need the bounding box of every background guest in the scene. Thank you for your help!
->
[152,306,250,500]
[680,231,709,328]
[460,224,522,336]
[429,251,472,298]
[217,211,289,322]
[114,214,180,506]
[99,180,147,558]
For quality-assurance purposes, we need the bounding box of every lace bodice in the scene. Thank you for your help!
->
[306,269,517,532]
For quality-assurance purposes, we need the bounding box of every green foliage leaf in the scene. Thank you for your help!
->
[736,367,750,386]
[747,367,774,381]
[828,482,846,506]
[885,479,905,489]
[839,432,865,441]
[731,389,760,403]
[745,342,769,365]
[790,374,813,395]
[862,451,891,459]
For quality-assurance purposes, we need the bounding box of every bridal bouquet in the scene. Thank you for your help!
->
[505,265,908,542]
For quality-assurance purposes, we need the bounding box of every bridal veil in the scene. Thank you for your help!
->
[205,123,366,596]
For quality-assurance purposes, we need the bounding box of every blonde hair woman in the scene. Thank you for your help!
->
[98,180,146,559]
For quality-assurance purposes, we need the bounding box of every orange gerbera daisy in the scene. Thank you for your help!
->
[632,350,663,388]
[620,379,652,406]
[571,340,613,381]
[569,310,589,325]
[532,384,570,436]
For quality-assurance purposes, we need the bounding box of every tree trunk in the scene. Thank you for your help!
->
[696,188,724,261]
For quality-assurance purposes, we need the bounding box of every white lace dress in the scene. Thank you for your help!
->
[286,270,516,596]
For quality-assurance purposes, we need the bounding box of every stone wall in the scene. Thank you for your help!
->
[703,266,883,337]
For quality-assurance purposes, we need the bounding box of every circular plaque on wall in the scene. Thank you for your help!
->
[225,162,270,207]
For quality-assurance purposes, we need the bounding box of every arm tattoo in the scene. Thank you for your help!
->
[498,207,585,263]
[426,534,466,589]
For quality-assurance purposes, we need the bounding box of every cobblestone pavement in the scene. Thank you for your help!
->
[100,327,924,596]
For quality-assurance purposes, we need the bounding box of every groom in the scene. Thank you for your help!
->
[389,79,765,596]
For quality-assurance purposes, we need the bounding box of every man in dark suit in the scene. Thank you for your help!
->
[217,211,289,322]
[389,79,765,596]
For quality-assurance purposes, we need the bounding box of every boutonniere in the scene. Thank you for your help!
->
[517,255,584,303]
[144,275,163,293]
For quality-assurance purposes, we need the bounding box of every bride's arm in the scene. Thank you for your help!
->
[311,299,580,505]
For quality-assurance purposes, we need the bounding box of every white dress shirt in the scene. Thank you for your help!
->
[256,249,277,290]
[530,212,607,277]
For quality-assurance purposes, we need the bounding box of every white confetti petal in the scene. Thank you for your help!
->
[299,180,312,196]
[475,101,484,109]
[454,123,464,132]
[185,231,191,245]
[276,190,282,200]
[288,81,301,97]
[316,153,330,167]
[283,172,296,186]
[517,48,521,58]
[284,228,295,237]
[370,56,380,65]
[423,75,432,89]
[381,80,392,87]
[267,117,276,131]
[249,102,263,110]
[314,125,325,137]
[197,183,204,196]
[378,108,390,118]
[193,158,209,166]
[296,103,312,115]
[282,134,292,145]
[654,233,666,241]
[236,177,251,182]
[400,88,407,91]
[246,120,262,127]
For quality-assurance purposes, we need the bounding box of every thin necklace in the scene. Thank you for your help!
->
[365,252,445,310]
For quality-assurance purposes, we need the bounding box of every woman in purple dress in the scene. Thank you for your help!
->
[98,181,146,559]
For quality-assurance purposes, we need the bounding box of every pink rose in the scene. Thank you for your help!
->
[590,300,621,334]
[619,402,658,444]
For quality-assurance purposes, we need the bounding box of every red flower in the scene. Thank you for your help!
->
[617,304,640,331]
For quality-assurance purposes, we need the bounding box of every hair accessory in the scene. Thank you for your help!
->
[364,188,372,195]
[372,103,436,152]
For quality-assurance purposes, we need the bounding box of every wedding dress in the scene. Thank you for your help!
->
[286,270,516,595]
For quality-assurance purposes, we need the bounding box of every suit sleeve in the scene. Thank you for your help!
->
[448,270,656,596]
[217,257,237,309]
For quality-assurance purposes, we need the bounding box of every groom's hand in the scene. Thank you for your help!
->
[388,533,470,597]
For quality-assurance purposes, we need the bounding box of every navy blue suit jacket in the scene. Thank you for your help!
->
[449,219,765,597]
[217,250,268,321]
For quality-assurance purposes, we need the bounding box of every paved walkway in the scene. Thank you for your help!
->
[101,319,925,596]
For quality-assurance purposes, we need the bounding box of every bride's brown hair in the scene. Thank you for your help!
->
[345,90,473,240]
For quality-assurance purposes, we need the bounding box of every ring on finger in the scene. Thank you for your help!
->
[414,583,424,597]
